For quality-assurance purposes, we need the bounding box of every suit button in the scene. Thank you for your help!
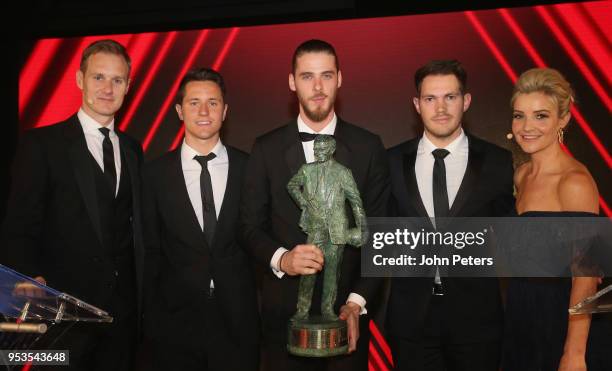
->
[92,257,100,263]
[114,270,119,277]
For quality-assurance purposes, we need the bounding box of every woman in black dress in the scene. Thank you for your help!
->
[503,68,610,371]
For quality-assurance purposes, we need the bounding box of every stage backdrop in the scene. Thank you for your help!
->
[17,1,611,370]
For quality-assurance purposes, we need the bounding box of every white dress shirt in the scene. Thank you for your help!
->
[180,139,228,226]
[415,129,469,217]
[415,129,469,284]
[78,109,122,195]
[181,139,229,290]
[269,113,367,313]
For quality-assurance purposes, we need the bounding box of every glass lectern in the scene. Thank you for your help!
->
[0,264,112,367]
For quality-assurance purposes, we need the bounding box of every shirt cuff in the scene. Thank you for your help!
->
[270,247,289,278]
[347,293,367,315]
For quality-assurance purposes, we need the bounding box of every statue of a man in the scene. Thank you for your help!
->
[287,135,367,321]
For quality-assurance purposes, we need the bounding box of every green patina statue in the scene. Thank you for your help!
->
[287,135,367,322]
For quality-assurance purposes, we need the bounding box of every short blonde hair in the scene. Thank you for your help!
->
[80,39,131,76]
[511,68,574,117]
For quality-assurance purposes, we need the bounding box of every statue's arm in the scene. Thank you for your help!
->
[287,166,307,209]
[343,169,367,229]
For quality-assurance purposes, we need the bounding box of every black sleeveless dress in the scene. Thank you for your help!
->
[502,211,612,371]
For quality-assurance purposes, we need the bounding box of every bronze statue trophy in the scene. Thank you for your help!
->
[286,135,367,357]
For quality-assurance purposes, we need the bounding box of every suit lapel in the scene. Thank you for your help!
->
[65,116,104,247]
[117,132,140,201]
[211,147,236,251]
[168,150,210,248]
[116,131,144,306]
[332,119,351,169]
[449,134,484,217]
[284,120,306,176]
[402,143,430,219]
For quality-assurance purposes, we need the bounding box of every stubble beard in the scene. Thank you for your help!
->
[424,116,462,142]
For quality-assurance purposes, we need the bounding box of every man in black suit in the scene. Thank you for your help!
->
[142,68,259,371]
[1,39,143,370]
[385,60,515,371]
[241,39,390,371]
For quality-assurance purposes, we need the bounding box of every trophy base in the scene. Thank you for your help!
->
[287,315,348,357]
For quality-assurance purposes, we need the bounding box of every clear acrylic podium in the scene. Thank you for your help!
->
[569,284,612,315]
[0,264,112,358]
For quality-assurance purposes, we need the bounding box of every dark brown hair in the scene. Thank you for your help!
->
[414,59,467,95]
[176,68,226,104]
[292,39,339,73]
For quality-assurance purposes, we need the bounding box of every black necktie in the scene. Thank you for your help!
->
[432,148,450,220]
[99,127,116,195]
[194,153,217,245]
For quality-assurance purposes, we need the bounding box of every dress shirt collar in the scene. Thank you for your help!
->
[418,128,468,159]
[297,113,337,135]
[78,108,116,136]
[181,138,227,169]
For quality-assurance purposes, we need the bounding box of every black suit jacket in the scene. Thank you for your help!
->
[240,118,390,343]
[1,114,145,318]
[142,146,259,346]
[385,133,515,343]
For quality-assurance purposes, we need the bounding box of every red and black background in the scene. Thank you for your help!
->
[8,1,612,370]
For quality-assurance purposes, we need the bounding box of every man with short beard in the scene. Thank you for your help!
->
[385,59,515,371]
[241,39,390,371]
